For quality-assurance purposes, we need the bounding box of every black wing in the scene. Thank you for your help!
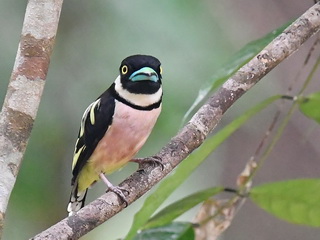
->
[71,88,115,185]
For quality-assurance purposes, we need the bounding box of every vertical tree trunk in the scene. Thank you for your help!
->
[0,1,63,238]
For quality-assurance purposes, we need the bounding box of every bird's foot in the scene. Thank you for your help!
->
[107,185,129,207]
[99,173,129,207]
[131,156,164,171]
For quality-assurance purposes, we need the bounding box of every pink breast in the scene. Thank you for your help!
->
[90,101,161,174]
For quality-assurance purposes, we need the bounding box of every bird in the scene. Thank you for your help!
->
[67,54,163,216]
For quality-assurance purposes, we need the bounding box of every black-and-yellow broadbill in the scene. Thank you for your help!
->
[68,55,163,215]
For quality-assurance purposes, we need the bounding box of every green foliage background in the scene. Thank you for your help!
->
[1,1,319,239]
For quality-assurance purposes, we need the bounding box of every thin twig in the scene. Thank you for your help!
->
[304,36,320,65]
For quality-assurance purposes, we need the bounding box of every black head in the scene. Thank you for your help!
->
[119,55,162,94]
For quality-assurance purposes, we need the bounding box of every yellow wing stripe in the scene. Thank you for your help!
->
[79,99,101,137]
[72,145,86,170]
[72,99,101,170]
[90,100,101,125]
[79,106,90,137]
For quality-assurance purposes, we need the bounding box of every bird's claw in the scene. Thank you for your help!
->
[131,156,164,171]
[107,185,129,207]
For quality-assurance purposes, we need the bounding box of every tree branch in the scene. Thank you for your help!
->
[0,0,63,238]
[31,3,320,240]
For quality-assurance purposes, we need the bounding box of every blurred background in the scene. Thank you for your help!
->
[1,0,320,239]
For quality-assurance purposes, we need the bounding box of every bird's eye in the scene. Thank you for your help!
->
[159,66,163,75]
[121,65,128,75]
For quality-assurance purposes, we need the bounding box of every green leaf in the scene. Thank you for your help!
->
[183,21,290,123]
[133,222,194,240]
[143,187,223,230]
[299,92,320,124]
[250,179,320,227]
[124,95,281,240]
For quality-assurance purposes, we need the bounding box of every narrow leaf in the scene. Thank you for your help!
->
[299,92,320,124]
[183,21,290,123]
[124,95,281,240]
[133,222,194,240]
[143,187,223,230]
[250,179,320,227]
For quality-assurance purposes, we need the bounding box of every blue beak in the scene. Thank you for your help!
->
[129,67,159,82]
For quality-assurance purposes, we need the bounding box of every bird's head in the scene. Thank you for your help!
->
[118,55,162,94]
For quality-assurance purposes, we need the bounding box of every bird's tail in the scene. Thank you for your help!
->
[67,183,88,216]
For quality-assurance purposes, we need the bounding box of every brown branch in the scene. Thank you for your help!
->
[0,0,63,238]
[31,3,320,240]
